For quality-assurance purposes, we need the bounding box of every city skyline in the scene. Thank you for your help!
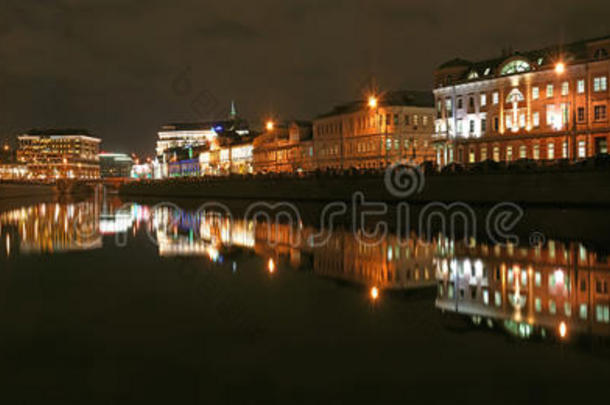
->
[1,0,610,156]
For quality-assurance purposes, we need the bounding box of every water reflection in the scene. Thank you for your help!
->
[435,236,610,341]
[1,199,609,344]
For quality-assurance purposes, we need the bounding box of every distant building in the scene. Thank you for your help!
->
[433,34,610,166]
[156,102,253,178]
[99,153,133,178]
[17,129,101,180]
[313,90,435,170]
[253,121,313,173]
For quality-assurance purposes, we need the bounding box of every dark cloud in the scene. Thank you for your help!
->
[0,0,609,156]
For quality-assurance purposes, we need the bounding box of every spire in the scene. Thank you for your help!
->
[229,100,237,119]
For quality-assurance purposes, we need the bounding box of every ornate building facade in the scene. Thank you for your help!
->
[313,90,435,170]
[252,121,314,173]
[433,35,610,166]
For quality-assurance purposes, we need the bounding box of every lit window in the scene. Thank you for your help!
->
[469,148,475,163]
[533,112,540,127]
[493,146,500,162]
[492,92,499,105]
[520,145,527,159]
[561,81,569,96]
[549,300,556,314]
[495,291,502,307]
[548,143,555,159]
[562,141,568,158]
[546,105,555,125]
[593,76,608,92]
[533,144,540,160]
[500,59,531,75]
[534,272,541,287]
[577,79,585,93]
[546,84,554,98]
[481,118,487,133]
[595,305,610,323]
[480,94,487,106]
[535,298,542,312]
[580,304,588,320]
[519,114,526,128]
[578,140,586,158]
[506,146,513,161]
[480,147,487,161]
[505,115,512,130]
[532,87,539,100]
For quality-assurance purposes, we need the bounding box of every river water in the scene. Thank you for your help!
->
[0,195,609,403]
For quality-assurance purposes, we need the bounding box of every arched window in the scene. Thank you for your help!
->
[500,59,531,76]
[468,70,479,80]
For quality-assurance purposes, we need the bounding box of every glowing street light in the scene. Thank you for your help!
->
[267,258,275,273]
[266,120,274,131]
[559,321,567,339]
[555,62,565,75]
[370,286,379,300]
[368,95,378,109]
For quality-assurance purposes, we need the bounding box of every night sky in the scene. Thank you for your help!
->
[1,0,609,156]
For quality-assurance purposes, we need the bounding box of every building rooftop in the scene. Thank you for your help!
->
[317,90,434,119]
[437,34,610,84]
[24,129,93,136]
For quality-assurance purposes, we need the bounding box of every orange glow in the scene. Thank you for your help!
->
[559,321,567,339]
[266,120,274,131]
[267,258,275,273]
[370,286,379,300]
[555,62,565,75]
[368,95,378,109]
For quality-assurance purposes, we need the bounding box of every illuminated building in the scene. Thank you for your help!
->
[433,35,610,166]
[313,91,435,170]
[253,121,314,173]
[99,153,133,178]
[17,129,101,180]
[156,102,252,178]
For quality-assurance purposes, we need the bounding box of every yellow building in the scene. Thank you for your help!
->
[313,91,435,170]
[253,121,313,173]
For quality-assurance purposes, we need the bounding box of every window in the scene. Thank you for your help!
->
[481,118,487,132]
[519,145,527,158]
[535,272,541,287]
[500,59,531,75]
[457,119,463,135]
[561,81,569,96]
[596,305,610,323]
[423,116,428,126]
[404,115,410,125]
[580,304,588,320]
[577,107,585,122]
[535,298,542,313]
[493,146,500,162]
[413,115,419,126]
[562,141,568,158]
[493,117,499,131]
[578,140,586,158]
[469,148,475,163]
[533,112,540,127]
[532,87,539,100]
[577,79,585,94]
[506,115,512,130]
[547,143,555,159]
[457,98,463,109]
[480,147,487,161]
[593,76,608,92]
[519,114,526,128]
[594,105,607,121]
[506,146,513,161]
[546,84,554,98]
[469,120,475,133]
[445,99,453,117]
[495,291,502,307]
[533,144,540,160]
[480,94,487,107]
[492,92,499,105]
[469,97,475,109]
[565,303,572,317]
[549,300,557,314]
[393,114,399,126]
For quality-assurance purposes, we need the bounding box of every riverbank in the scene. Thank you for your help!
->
[120,169,610,206]
[0,182,56,200]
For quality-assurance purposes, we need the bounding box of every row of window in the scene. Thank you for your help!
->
[438,76,609,117]
[317,114,432,136]
[465,140,594,163]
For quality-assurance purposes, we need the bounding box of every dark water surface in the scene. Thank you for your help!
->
[1,196,609,404]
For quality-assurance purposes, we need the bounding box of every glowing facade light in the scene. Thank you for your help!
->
[267,258,275,273]
[555,62,565,75]
[368,96,378,109]
[266,121,274,131]
[559,321,567,339]
[370,286,379,300]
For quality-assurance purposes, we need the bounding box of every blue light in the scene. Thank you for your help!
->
[214,126,223,132]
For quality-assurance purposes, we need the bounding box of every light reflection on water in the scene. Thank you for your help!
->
[1,197,609,346]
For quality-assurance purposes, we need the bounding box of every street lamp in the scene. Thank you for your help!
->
[266,120,274,131]
[555,62,566,75]
[368,95,378,109]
